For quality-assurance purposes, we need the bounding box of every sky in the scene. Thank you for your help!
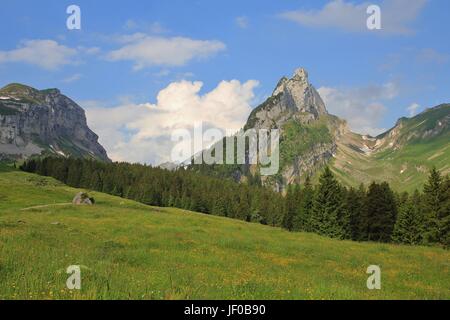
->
[0,0,449,164]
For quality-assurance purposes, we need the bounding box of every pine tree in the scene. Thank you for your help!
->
[392,190,424,245]
[212,194,227,216]
[294,177,314,232]
[423,167,444,244]
[363,182,397,242]
[311,167,347,239]
[283,184,299,231]
[346,185,366,241]
[67,160,82,187]
[439,175,450,247]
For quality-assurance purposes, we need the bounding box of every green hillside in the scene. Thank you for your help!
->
[1,165,449,299]
[330,104,450,192]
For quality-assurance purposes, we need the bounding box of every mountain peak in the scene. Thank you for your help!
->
[272,67,310,97]
[271,67,327,117]
[292,67,309,82]
[246,68,328,131]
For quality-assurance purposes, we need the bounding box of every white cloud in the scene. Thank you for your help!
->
[123,20,167,34]
[407,103,420,117]
[153,69,171,77]
[85,79,259,164]
[106,34,226,70]
[416,48,449,65]
[62,73,83,83]
[236,16,249,29]
[280,0,428,35]
[318,82,399,136]
[0,40,78,70]
[79,46,101,55]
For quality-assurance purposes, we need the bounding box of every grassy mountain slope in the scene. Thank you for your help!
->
[330,104,450,192]
[0,165,448,299]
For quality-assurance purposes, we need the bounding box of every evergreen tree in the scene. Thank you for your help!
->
[439,175,450,247]
[392,190,424,245]
[423,167,444,244]
[294,177,314,232]
[311,167,348,239]
[212,194,227,216]
[283,184,299,231]
[346,185,366,241]
[363,182,397,242]
[67,159,82,187]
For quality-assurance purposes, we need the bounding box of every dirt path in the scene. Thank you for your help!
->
[20,203,72,211]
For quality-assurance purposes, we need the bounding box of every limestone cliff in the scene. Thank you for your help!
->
[243,68,346,190]
[0,83,110,162]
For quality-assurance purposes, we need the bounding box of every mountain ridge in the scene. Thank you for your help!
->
[0,83,110,162]
[191,68,449,192]
[2,74,448,192]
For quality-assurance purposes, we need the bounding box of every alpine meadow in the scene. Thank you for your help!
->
[1,0,450,303]
[0,164,449,299]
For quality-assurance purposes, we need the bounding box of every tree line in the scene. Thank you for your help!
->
[20,157,449,247]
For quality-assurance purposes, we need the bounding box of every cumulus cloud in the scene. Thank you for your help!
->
[85,79,259,164]
[106,34,226,70]
[0,40,78,70]
[280,0,428,35]
[407,103,420,117]
[318,82,399,136]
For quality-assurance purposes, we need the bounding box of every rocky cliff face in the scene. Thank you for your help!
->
[243,68,344,190]
[246,68,328,131]
[0,83,110,162]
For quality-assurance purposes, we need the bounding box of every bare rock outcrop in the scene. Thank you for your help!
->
[72,192,95,205]
[0,83,110,161]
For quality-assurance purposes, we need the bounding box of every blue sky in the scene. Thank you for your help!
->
[0,0,449,163]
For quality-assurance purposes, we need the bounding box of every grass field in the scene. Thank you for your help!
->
[0,165,449,300]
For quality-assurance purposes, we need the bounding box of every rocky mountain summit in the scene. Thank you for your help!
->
[244,68,348,189]
[241,68,450,191]
[193,67,449,192]
[0,83,110,162]
[245,68,328,131]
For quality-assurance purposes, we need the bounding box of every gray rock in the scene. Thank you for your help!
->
[247,67,327,131]
[0,83,110,161]
[158,161,178,171]
[243,67,338,190]
[72,192,94,205]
